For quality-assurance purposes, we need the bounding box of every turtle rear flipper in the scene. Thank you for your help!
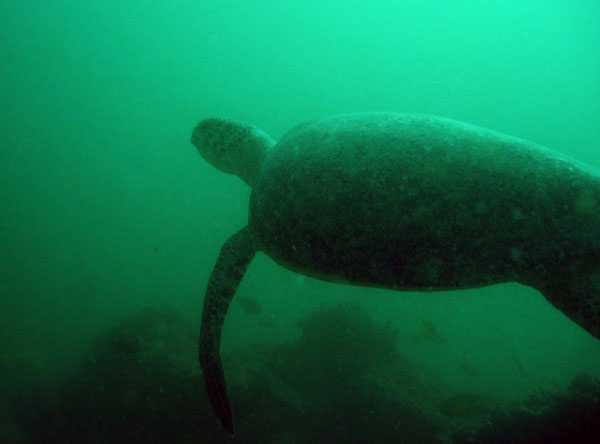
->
[539,263,600,340]
[199,227,255,435]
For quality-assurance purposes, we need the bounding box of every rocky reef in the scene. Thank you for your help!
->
[7,305,600,443]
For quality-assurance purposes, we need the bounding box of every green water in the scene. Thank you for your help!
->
[1,0,599,441]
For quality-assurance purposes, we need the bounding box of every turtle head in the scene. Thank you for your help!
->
[191,118,275,187]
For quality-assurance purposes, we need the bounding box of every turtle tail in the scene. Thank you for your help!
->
[199,227,255,435]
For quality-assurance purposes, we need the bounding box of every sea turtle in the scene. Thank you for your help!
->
[191,112,600,434]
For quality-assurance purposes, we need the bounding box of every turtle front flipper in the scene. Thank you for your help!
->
[199,226,255,434]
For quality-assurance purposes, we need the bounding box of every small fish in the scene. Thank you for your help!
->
[110,334,141,356]
[508,351,528,378]
[440,393,495,417]
[418,319,447,345]
[455,352,478,377]
[236,296,261,315]
[260,317,275,328]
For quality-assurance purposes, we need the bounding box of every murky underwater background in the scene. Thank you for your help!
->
[1,1,600,442]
